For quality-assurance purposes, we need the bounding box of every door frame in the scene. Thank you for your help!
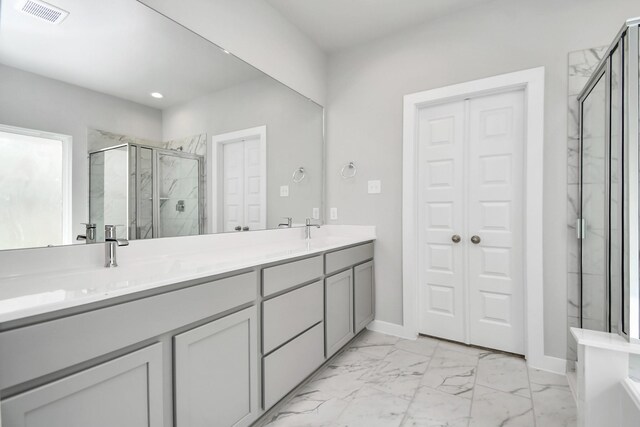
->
[210,126,267,233]
[401,67,559,372]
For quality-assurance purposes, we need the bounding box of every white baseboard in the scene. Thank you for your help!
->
[368,320,567,377]
[622,379,640,413]
[567,369,578,402]
[367,320,417,340]
[528,355,567,375]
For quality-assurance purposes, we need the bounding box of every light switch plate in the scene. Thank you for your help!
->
[280,185,289,197]
[368,180,382,194]
[330,207,338,220]
[312,207,320,219]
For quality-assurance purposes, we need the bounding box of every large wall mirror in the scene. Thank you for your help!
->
[0,0,324,251]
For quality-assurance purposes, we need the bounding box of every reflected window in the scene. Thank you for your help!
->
[0,125,71,249]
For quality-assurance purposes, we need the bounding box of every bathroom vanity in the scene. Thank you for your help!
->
[0,227,375,427]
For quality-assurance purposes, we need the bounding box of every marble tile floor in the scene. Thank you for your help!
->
[257,331,576,427]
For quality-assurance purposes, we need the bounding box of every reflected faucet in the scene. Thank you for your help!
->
[104,225,129,268]
[76,223,97,243]
[305,218,321,240]
[278,217,293,228]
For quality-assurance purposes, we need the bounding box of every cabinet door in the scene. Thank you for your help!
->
[174,307,258,427]
[1,344,163,427]
[325,269,355,357]
[354,261,375,333]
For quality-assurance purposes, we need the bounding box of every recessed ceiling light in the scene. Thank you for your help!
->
[150,92,163,99]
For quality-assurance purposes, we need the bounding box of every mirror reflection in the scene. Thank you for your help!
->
[0,0,324,250]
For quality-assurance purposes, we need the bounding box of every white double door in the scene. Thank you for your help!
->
[418,89,525,354]
[223,138,265,232]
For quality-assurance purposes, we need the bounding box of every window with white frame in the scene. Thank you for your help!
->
[0,125,72,250]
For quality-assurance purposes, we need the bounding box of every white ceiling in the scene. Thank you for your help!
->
[266,0,495,52]
[0,0,263,109]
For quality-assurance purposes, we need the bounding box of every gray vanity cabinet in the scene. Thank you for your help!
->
[174,307,258,427]
[354,260,375,333]
[0,343,164,427]
[325,269,355,357]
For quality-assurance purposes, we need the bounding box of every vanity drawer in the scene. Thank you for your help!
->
[262,255,323,297]
[262,281,323,354]
[325,242,374,275]
[262,322,324,409]
[0,272,257,390]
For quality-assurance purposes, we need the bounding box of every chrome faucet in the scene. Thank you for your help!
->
[305,218,321,240]
[76,223,97,243]
[104,225,129,268]
[278,217,293,228]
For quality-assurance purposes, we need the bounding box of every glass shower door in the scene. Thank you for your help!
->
[89,145,129,242]
[137,147,154,239]
[157,153,201,238]
[580,73,608,332]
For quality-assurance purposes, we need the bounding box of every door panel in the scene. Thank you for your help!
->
[222,138,265,232]
[174,307,258,427]
[354,261,375,333]
[467,90,525,354]
[417,89,525,355]
[418,101,466,342]
[243,138,264,231]
[325,269,354,357]
[580,75,608,332]
[223,141,245,232]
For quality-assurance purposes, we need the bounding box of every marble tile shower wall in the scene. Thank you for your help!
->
[158,154,201,237]
[87,129,206,239]
[566,47,607,369]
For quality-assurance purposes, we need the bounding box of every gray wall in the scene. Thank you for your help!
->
[0,64,162,240]
[325,0,640,358]
[162,76,324,230]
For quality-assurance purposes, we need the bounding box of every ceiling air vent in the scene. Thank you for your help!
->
[15,0,69,24]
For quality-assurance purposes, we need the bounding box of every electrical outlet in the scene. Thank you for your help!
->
[280,185,289,197]
[368,180,382,194]
[330,207,338,220]
[312,207,320,219]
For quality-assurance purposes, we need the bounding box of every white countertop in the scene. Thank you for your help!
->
[0,228,374,325]
[570,327,640,355]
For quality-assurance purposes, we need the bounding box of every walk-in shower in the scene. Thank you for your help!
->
[577,18,639,342]
[89,143,204,242]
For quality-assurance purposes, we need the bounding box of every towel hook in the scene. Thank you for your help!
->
[292,166,306,183]
[340,161,357,179]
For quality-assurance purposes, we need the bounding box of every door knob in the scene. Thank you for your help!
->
[234,226,241,231]
[471,235,481,244]
[451,234,461,243]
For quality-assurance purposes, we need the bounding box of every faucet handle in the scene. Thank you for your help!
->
[78,223,97,243]
[104,224,125,239]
